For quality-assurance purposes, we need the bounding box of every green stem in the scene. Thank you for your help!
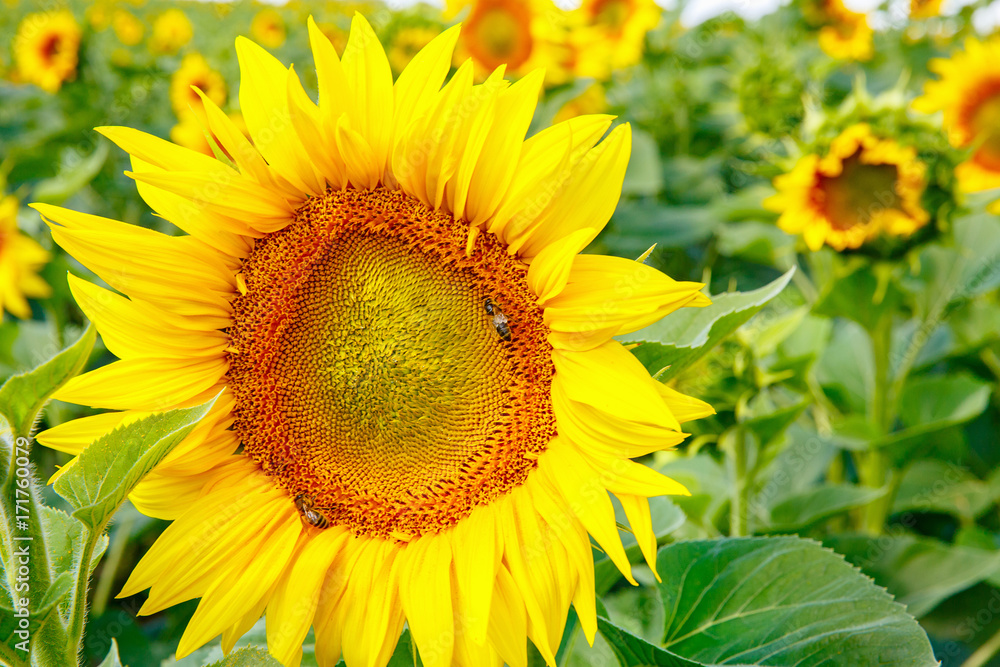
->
[67,528,99,651]
[962,624,1000,667]
[727,428,748,537]
[860,316,893,534]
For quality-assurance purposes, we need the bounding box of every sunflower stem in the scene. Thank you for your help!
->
[726,428,748,537]
[66,528,99,656]
[860,316,894,534]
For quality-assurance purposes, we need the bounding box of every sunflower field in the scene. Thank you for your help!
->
[2,0,1000,665]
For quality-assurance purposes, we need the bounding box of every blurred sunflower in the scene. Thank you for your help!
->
[171,110,250,157]
[910,0,943,19]
[553,83,606,124]
[35,15,712,667]
[251,8,287,49]
[913,37,1000,196]
[766,124,929,251]
[449,0,571,82]
[571,0,659,79]
[0,196,51,319]
[13,9,83,93]
[802,0,872,61]
[387,25,442,74]
[169,53,226,119]
[151,8,193,55]
[112,9,144,47]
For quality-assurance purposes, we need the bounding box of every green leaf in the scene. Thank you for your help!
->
[387,629,423,666]
[892,459,999,520]
[825,534,1000,617]
[97,638,123,667]
[204,647,281,667]
[42,505,108,579]
[622,129,663,196]
[596,617,707,667]
[814,266,905,334]
[658,537,937,666]
[32,142,110,205]
[0,570,72,664]
[621,269,794,381]
[0,324,95,439]
[54,397,217,532]
[741,401,807,449]
[764,484,887,532]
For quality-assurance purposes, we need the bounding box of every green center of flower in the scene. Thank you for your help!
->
[228,188,555,540]
[818,151,901,231]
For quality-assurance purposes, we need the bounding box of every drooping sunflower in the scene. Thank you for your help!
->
[0,196,51,319]
[13,9,83,93]
[169,53,227,120]
[766,124,929,251]
[251,8,287,49]
[913,37,1000,194]
[571,0,660,79]
[448,0,572,83]
[36,16,712,667]
[150,8,193,55]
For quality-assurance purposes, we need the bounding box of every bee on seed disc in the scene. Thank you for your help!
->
[484,297,512,342]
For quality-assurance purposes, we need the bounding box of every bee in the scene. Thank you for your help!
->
[484,297,512,342]
[293,493,330,529]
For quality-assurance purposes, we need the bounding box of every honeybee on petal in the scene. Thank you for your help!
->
[484,297,512,342]
[293,492,330,529]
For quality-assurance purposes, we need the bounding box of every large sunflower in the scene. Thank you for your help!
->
[766,124,929,251]
[36,16,711,667]
[913,37,1000,194]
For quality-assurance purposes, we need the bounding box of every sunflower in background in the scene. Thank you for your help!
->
[150,8,193,55]
[387,25,442,74]
[801,0,873,62]
[448,0,573,83]
[766,124,929,251]
[914,37,1000,203]
[0,196,51,319]
[112,9,144,47]
[251,8,287,49]
[35,15,712,666]
[910,0,944,19]
[168,53,227,154]
[13,9,83,93]
[553,82,607,124]
[571,0,660,80]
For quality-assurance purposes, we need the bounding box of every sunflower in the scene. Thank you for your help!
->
[552,83,606,124]
[766,124,929,251]
[151,8,193,55]
[910,0,943,19]
[251,8,287,49]
[913,37,1000,194]
[169,53,227,120]
[0,196,51,319]
[35,16,712,667]
[387,25,442,74]
[13,9,83,93]
[802,0,873,61]
[571,0,659,79]
[112,9,144,47]
[448,0,572,83]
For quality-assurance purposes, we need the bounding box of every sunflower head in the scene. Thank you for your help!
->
[151,8,194,55]
[571,0,659,77]
[250,8,287,49]
[914,37,1000,193]
[112,9,144,47]
[0,195,51,319]
[766,124,930,251]
[36,15,712,667]
[13,9,83,93]
[169,52,227,120]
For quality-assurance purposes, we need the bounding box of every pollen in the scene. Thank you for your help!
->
[228,188,556,540]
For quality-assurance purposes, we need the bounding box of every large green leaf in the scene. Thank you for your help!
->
[765,484,887,532]
[658,537,936,666]
[620,269,794,381]
[892,459,999,520]
[597,616,708,667]
[0,324,95,440]
[825,534,1000,617]
[54,397,217,532]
